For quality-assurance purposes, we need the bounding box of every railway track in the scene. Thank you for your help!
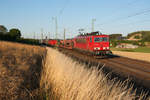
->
[58,47,150,90]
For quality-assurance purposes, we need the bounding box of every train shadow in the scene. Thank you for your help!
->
[95,54,121,59]
[107,54,120,58]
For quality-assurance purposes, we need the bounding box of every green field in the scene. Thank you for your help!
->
[111,47,150,53]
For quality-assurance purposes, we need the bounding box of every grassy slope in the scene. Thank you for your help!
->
[40,47,149,100]
[0,41,46,100]
[111,47,150,53]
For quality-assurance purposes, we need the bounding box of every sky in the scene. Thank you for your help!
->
[0,0,150,39]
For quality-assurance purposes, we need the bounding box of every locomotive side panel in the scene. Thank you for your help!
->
[73,35,111,56]
[48,40,57,47]
[88,36,94,52]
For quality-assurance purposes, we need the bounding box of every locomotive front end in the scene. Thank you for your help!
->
[93,35,111,56]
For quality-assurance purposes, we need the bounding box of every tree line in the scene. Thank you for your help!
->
[0,25,40,45]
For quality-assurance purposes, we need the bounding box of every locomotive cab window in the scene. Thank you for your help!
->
[94,37,102,42]
[94,37,108,42]
[90,37,92,42]
[103,37,108,42]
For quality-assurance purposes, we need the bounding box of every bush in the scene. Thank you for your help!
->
[17,38,40,45]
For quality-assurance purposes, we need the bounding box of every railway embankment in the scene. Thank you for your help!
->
[57,47,150,96]
[1,41,150,100]
[112,51,150,62]
[40,47,149,100]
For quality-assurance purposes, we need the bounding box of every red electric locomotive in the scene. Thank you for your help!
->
[73,31,112,57]
[47,31,112,57]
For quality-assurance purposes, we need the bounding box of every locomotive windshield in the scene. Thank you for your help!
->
[94,37,108,42]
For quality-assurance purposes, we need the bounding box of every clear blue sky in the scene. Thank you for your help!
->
[0,0,150,39]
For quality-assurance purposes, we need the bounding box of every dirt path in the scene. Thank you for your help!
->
[112,51,150,62]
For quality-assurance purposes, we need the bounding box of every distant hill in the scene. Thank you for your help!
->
[127,31,150,42]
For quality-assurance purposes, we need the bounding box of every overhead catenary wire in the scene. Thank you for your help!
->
[58,0,70,17]
[107,18,150,30]
[52,0,71,39]
[72,0,142,34]
[126,8,150,18]
[107,19,150,35]
[126,0,141,6]
[52,0,148,38]
[96,7,150,27]
[99,0,141,22]
[58,0,140,35]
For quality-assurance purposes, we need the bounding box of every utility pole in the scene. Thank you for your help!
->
[92,19,96,32]
[41,28,43,43]
[52,17,58,40]
[55,17,58,40]
[48,32,50,39]
[64,28,66,40]
[34,32,35,39]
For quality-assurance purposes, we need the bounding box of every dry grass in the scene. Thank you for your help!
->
[0,41,46,100]
[40,47,149,100]
[112,51,150,62]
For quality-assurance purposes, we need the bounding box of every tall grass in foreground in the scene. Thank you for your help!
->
[40,47,149,100]
[0,41,46,100]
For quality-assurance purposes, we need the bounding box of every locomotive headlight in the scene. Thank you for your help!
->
[103,47,106,50]
[107,47,109,49]
[94,47,100,50]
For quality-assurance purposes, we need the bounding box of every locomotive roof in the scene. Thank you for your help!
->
[76,31,108,38]
[75,34,109,38]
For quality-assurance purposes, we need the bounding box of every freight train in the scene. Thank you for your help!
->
[48,31,112,57]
